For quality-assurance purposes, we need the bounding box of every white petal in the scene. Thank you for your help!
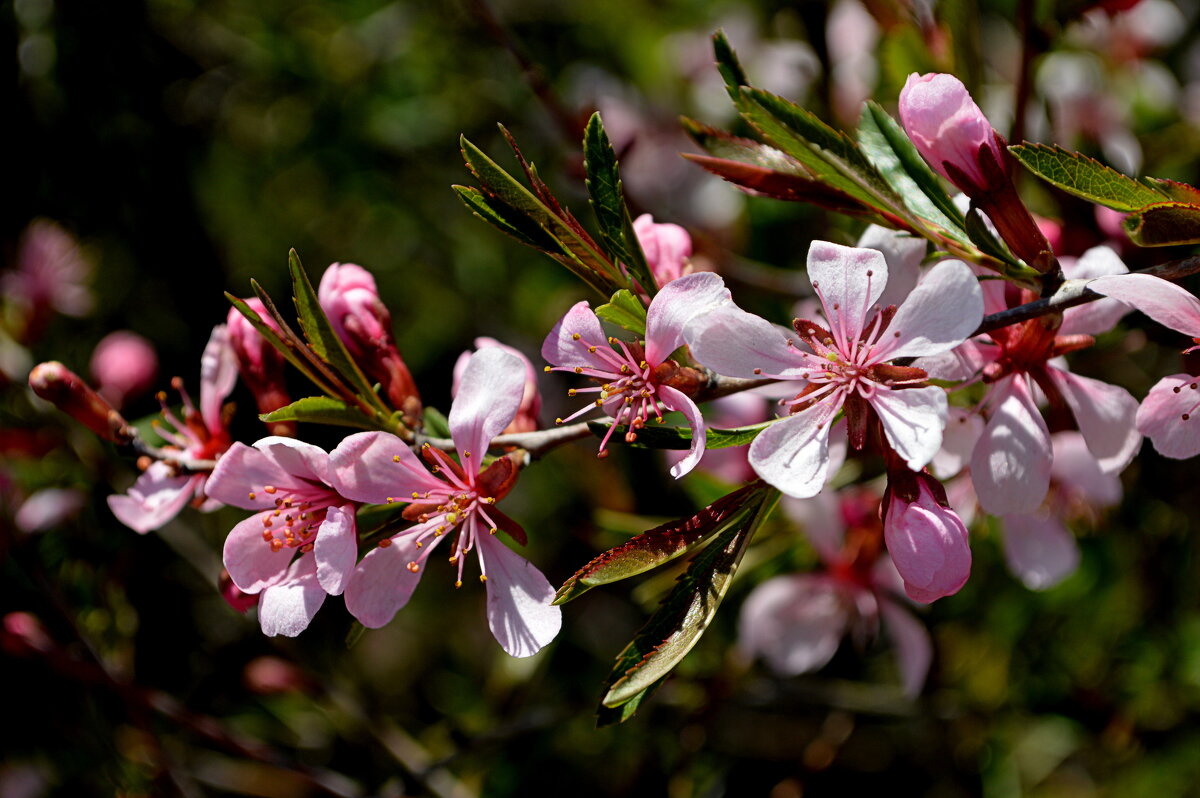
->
[258,554,326,637]
[871,259,982,361]
[748,402,835,498]
[658,386,706,479]
[1002,513,1080,590]
[931,406,984,479]
[857,225,927,311]
[807,241,888,348]
[880,599,932,697]
[970,377,1051,515]
[685,305,808,379]
[871,385,948,471]
[449,348,525,471]
[1049,368,1141,473]
[314,504,357,596]
[738,574,850,675]
[644,272,732,365]
[1135,374,1200,459]
[199,324,238,432]
[343,533,428,628]
[478,534,562,657]
[1089,273,1200,338]
[1059,246,1129,336]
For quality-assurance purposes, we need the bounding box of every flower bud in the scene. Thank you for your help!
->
[29,361,132,444]
[90,331,158,408]
[883,476,971,602]
[219,569,259,614]
[633,214,693,287]
[453,337,541,433]
[227,300,294,436]
[1,611,53,656]
[318,263,421,423]
[899,73,1004,193]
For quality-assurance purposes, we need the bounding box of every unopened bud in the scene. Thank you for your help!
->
[227,300,294,436]
[29,361,132,443]
[883,475,971,603]
[89,331,158,408]
[633,214,693,288]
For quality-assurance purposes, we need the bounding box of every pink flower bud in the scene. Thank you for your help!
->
[1,611,53,656]
[633,214,693,287]
[227,300,293,435]
[89,331,158,408]
[29,361,131,444]
[453,338,541,433]
[219,569,259,614]
[318,263,421,422]
[883,477,971,603]
[899,73,1004,193]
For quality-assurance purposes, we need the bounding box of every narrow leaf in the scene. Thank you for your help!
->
[593,288,648,335]
[1009,144,1167,212]
[555,483,764,604]
[963,206,1020,267]
[260,396,379,429]
[683,153,878,217]
[453,185,559,251]
[228,291,340,398]
[1122,202,1200,246]
[712,30,750,101]
[423,406,451,439]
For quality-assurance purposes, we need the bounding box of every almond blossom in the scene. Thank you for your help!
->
[685,241,983,498]
[1088,272,1200,458]
[453,337,541,434]
[107,325,238,533]
[542,272,732,478]
[335,347,561,657]
[206,436,360,636]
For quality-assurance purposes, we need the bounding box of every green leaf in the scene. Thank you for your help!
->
[963,205,1020,268]
[586,419,774,451]
[287,250,389,418]
[598,485,780,717]
[1122,202,1200,246]
[227,291,341,398]
[583,113,658,297]
[593,288,648,335]
[452,185,560,251]
[1009,144,1167,212]
[858,102,967,237]
[556,483,765,604]
[1144,178,1200,204]
[259,396,379,429]
[423,406,451,439]
[712,30,750,102]
[460,134,622,297]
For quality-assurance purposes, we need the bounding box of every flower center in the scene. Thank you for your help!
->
[246,485,325,554]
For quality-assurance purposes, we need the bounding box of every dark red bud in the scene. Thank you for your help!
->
[29,362,132,444]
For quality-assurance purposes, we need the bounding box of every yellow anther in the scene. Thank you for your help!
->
[449,556,458,564]
[445,512,458,524]
[463,451,471,458]
[588,346,597,353]
[568,389,577,397]
[489,527,498,534]
[264,485,277,494]
[555,417,563,424]
[415,541,422,548]
[386,497,394,503]
[574,367,583,374]
[248,492,256,500]
[455,580,463,588]
[620,364,630,374]
[393,454,401,463]
[407,562,420,573]
[640,361,648,368]
[543,366,552,372]
[479,574,488,583]
[572,333,581,340]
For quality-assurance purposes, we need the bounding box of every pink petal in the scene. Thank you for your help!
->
[643,272,731,365]
[449,347,526,471]
[879,599,932,696]
[107,462,200,533]
[1136,374,1200,459]
[253,436,331,485]
[1049,368,1141,473]
[658,386,706,479]
[870,385,948,471]
[931,406,984,479]
[749,402,836,499]
[541,301,608,367]
[329,431,444,504]
[685,305,808,379]
[223,512,293,593]
[858,225,926,311]
[207,442,302,511]
[1050,432,1122,507]
[477,534,561,657]
[737,574,850,675]
[1059,246,1129,336]
[1001,513,1080,590]
[807,241,888,347]
[258,554,326,637]
[971,376,1051,515]
[343,532,430,628]
[1088,273,1200,338]
[314,504,357,596]
[199,324,238,433]
[870,260,982,361]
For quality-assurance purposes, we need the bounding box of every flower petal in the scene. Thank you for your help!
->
[223,512,293,593]
[107,462,198,533]
[870,385,948,471]
[1135,374,1200,459]
[258,554,326,637]
[883,484,971,603]
[870,260,982,361]
[343,532,430,628]
[931,406,984,479]
[1059,246,1129,336]
[449,348,525,472]
[253,436,331,485]
[1050,432,1122,507]
[540,301,608,367]
[658,386,706,479]
[1048,368,1141,473]
[314,504,357,596]
[644,272,732,365]
[879,599,932,697]
[477,533,561,657]
[807,241,888,348]
[207,442,304,511]
[329,431,444,504]
[1001,513,1080,590]
[199,324,238,432]
[858,225,926,311]
[748,402,836,498]
[1088,273,1200,339]
[970,377,1052,515]
[685,304,807,379]
[737,574,850,675]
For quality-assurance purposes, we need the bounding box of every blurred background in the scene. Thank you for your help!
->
[6,0,1200,795]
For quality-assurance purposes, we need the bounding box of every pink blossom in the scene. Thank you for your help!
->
[453,337,541,434]
[542,272,733,478]
[335,348,561,657]
[206,436,360,636]
[107,325,238,533]
[686,241,982,497]
[883,477,971,602]
[3,220,93,342]
[14,487,85,533]
[90,331,158,408]
[633,214,693,287]
[898,73,1004,193]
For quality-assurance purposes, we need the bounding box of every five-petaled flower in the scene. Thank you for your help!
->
[685,241,983,498]
[541,272,732,478]
[335,347,562,657]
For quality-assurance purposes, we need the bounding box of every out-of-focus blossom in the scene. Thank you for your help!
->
[883,476,971,603]
[687,241,981,497]
[453,337,541,434]
[543,272,732,478]
[3,220,93,342]
[1,611,53,656]
[243,656,311,695]
[318,263,421,423]
[13,487,85,533]
[207,437,360,637]
[337,348,561,657]
[227,299,293,436]
[107,326,237,533]
[826,0,880,124]
[29,361,131,444]
[633,214,693,287]
[89,331,158,408]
